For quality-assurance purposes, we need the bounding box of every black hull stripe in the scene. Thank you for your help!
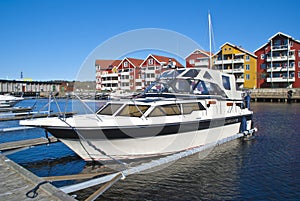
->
[46,114,252,140]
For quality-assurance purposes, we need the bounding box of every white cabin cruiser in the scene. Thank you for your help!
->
[0,94,24,108]
[20,68,255,161]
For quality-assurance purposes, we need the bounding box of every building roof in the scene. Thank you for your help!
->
[95,60,121,70]
[214,42,257,58]
[254,32,300,53]
[141,54,184,67]
[118,57,144,68]
[185,49,212,59]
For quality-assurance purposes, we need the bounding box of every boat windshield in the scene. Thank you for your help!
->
[97,103,123,115]
[145,78,226,97]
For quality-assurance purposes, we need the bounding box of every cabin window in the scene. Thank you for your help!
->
[182,102,205,115]
[245,55,250,61]
[182,69,200,78]
[124,61,128,67]
[97,103,123,115]
[246,64,250,70]
[193,81,208,95]
[117,105,150,117]
[246,74,250,80]
[203,72,213,80]
[222,75,231,90]
[148,104,181,117]
[261,54,265,60]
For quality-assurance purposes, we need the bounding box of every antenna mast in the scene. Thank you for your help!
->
[208,12,212,69]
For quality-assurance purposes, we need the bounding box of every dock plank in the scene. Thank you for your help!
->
[0,137,58,152]
[0,155,76,201]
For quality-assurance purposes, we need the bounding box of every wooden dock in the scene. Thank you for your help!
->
[0,112,75,122]
[0,155,76,201]
[0,137,58,152]
[250,88,300,103]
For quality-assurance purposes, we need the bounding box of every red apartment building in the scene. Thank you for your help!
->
[255,32,300,88]
[140,54,184,86]
[95,54,184,91]
[185,49,211,68]
[95,60,121,91]
[117,57,144,91]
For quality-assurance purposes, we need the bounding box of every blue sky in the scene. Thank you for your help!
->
[1,0,300,81]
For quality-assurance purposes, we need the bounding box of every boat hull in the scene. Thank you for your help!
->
[45,115,252,161]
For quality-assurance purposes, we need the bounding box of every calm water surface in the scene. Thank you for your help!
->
[1,100,300,200]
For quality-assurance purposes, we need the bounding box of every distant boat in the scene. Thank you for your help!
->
[0,94,24,108]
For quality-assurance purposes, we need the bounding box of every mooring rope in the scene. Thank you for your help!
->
[26,181,49,198]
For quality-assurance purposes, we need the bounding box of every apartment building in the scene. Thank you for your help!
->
[185,49,211,68]
[212,42,257,89]
[254,32,300,88]
[95,55,183,91]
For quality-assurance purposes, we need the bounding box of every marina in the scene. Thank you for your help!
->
[0,96,299,200]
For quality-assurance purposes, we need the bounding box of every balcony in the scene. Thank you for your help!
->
[101,73,118,78]
[214,58,245,65]
[195,60,209,66]
[267,77,295,83]
[266,55,295,62]
[222,68,244,74]
[233,58,244,63]
[266,66,295,72]
[272,45,288,51]
[236,77,244,83]
[102,80,118,84]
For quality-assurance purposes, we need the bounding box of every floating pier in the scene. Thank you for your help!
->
[0,155,75,201]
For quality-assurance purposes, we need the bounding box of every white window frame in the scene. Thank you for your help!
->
[148,58,154,65]
[245,55,250,61]
[261,54,265,60]
[189,59,195,64]
[246,74,250,80]
[246,64,250,70]
[298,61,300,68]
[298,51,300,57]
[124,61,128,67]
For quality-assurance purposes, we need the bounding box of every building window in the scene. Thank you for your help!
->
[124,61,128,67]
[148,58,154,65]
[246,74,250,80]
[298,61,300,68]
[261,54,265,60]
[246,64,250,70]
[260,64,266,69]
[298,72,300,78]
[245,55,250,61]
[298,51,300,57]
[189,59,195,64]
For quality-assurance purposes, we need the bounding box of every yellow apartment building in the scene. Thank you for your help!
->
[213,42,257,89]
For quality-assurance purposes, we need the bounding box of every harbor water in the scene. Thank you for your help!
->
[1,99,299,200]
